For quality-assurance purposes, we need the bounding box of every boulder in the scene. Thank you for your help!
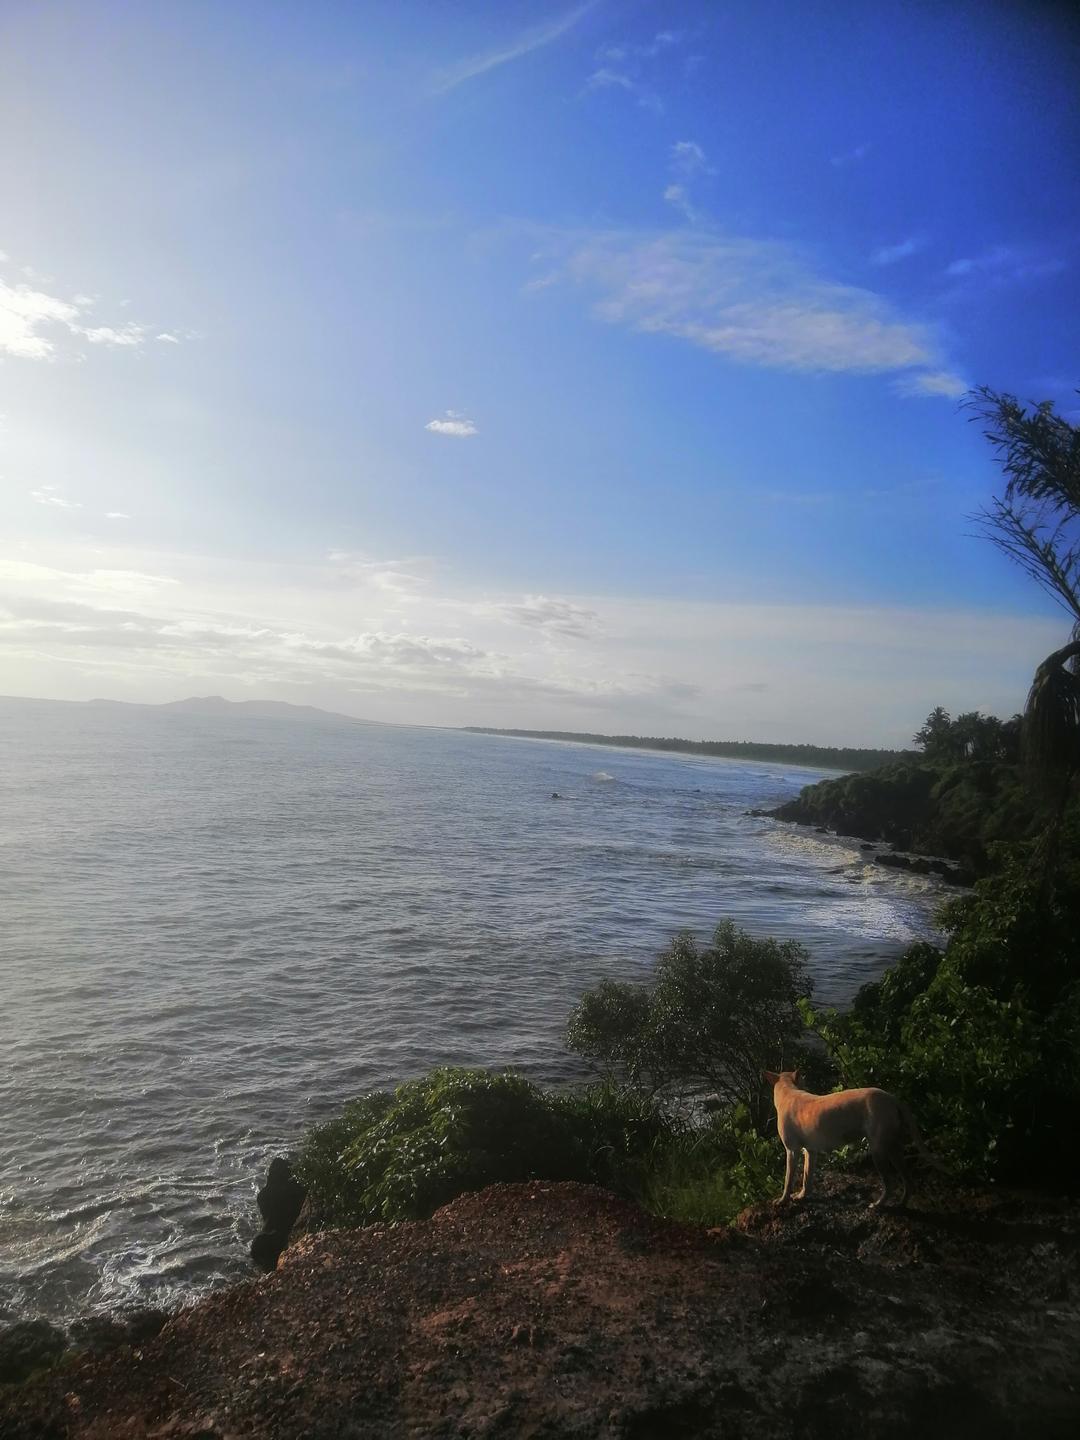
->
[0,1319,66,1385]
[251,1157,307,1272]
[68,1307,167,1353]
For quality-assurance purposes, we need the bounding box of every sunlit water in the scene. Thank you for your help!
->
[0,698,942,1325]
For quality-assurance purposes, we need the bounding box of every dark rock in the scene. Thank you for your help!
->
[251,1157,308,1272]
[860,842,875,851]
[69,1307,167,1353]
[257,1158,307,1233]
[814,825,829,833]
[875,852,911,871]
[0,1319,66,1385]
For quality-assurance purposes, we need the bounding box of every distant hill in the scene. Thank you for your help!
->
[462,727,905,773]
[84,695,372,726]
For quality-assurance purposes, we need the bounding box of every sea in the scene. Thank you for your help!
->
[0,697,942,1326]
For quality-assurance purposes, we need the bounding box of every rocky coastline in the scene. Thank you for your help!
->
[2,1165,1078,1438]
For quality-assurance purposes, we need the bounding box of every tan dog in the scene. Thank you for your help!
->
[764,1069,929,1208]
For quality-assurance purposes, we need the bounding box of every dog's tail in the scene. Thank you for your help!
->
[899,1099,949,1172]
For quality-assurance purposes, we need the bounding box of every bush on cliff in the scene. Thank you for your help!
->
[565,920,811,1130]
[295,1068,681,1227]
[804,827,1080,1181]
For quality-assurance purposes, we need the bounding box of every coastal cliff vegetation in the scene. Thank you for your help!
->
[297,391,1080,1214]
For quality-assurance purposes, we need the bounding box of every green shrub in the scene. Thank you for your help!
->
[294,1068,689,1227]
[294,1064,785,1233]
[566,920,810,1128]
[640,1106,781,1226]
[805,829,1080,1180]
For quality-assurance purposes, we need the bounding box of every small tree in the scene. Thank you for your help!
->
[566,920,811,1129]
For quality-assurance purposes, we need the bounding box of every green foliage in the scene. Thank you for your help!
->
[913,707,1021,765]
[968,385,1080,620]
[640,1106,780,1227]
[805,831,1080,1180]
[566,920,811,1127]
[295,1068,681,1228]
[294,1061,783,1235]
[774,755,1047,872]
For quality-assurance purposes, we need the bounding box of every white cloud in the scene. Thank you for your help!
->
[30,485,81,509]
[671,140,709,177]
[156,333,181,344]
[0,280,80,359]
[894,369,967,399]
[0,552,1062,744]
[495,595,601,640]
[540,228,957,387]
[434,1,597,93]
[0,262,152,361]
[596,30,684,64]
[0,559,178,598]
[105,511,132,520]
[77,323,144,347]
[945,244,1067,285]
[663,184,696,221]
[871,237,926,267]
[584,67,663,113]
[664,141,711,221]
[425,411,478,438]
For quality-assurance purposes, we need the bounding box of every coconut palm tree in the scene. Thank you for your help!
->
[968,387,1080,784]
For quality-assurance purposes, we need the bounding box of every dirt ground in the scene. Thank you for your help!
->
[3,1171,1078,1439]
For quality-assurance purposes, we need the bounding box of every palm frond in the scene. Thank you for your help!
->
[1023,641,1080,781]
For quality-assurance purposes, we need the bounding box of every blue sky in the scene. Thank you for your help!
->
[1,0,1077,743]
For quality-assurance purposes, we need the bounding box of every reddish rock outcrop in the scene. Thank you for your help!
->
[3,1175,1078,1438]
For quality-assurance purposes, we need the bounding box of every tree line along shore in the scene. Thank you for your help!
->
[462,727,904,773]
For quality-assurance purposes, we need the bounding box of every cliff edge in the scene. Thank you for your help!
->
[3,1173,1078,1438]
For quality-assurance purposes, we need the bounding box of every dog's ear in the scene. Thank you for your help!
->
[763,1070,779,1087]
[792,1068,803,1087]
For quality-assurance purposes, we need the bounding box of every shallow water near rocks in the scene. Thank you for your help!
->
[0,698,941,1325]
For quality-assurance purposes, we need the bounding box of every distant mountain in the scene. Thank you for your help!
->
[85,695,372,726]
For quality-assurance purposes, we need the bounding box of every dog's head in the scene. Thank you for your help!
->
[763,1068,801,1089]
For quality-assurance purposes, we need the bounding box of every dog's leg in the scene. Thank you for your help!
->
[794,1148,814,1201]
[777,1147,797,1204]
[890,1146,909,1208]
[869,1141,893,1208]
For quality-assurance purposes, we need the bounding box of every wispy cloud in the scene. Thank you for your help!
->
[583,66,663,114]
[0,554,1061,742]
[30,485,82,509]
[894,369,967,399]
[945,244,1067,285]
[597,31,684,65]
[1,279,81,359]
[1,265,151,362]
[871,236,927,267]
[494,595,601,640]
[425,411,478,438]
[830,142,872,168]
[105,511,132,520]
[670,140,710,177]
[663,140,712,220]
[433,1,596,94]
[583,27,684,116]
[535,228,958,390]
